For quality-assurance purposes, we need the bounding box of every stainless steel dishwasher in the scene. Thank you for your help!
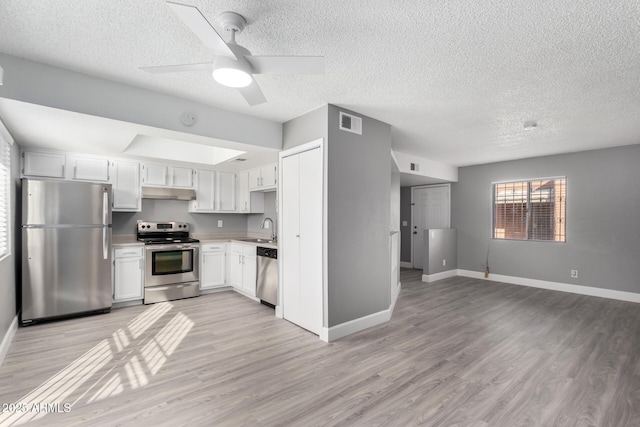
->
[256,246,278,307]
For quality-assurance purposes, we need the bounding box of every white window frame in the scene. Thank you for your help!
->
[491,176,567,243]
[0,118,13,261]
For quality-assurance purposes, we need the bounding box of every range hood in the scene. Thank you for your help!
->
[142,186,196,201]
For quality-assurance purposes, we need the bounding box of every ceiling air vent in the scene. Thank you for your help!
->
[410,163,420,172]
[339,112,362,135]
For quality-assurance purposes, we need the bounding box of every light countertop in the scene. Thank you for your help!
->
[112,233,277,249]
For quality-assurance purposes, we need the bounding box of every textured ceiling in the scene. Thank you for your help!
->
[1,0,640,167]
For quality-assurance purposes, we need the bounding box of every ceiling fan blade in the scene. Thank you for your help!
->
[238,79,267,106]
[140,63,213,73]
[245,56,325,75]
[166,1,236,58]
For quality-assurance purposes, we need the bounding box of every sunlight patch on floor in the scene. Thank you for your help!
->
[0,302,194,426]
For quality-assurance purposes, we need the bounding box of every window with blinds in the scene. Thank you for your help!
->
[0,128,10,259]
[493,177,566,242]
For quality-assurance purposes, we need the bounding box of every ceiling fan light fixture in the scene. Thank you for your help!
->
[212,67,252,88]
[212,55,252,88]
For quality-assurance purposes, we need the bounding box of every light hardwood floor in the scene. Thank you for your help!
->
[1,269,639,426]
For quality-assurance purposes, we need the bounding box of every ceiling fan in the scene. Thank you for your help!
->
[141,1,325,106]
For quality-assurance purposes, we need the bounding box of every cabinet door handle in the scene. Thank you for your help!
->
[139,258,143,269]
[62,164,66,177]
[73,165,77,179]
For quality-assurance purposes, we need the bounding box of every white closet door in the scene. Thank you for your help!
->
[282,146,323,335]
[298,147,322,335]
[282,154,301,328]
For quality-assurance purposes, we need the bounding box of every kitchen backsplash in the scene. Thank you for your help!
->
[112,199,247,235]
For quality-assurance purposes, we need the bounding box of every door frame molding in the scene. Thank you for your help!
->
[410,183,451,269]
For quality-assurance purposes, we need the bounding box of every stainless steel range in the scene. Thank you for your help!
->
[137,221,200,304]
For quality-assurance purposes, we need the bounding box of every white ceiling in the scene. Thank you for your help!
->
[1,0,640,167]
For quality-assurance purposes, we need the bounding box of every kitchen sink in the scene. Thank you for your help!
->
[240,238,275,244]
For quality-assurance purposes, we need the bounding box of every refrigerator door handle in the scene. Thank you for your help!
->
[103,188,109,260]
[102,188,109,226]
[103,227,108,259]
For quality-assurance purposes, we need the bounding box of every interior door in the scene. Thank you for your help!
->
[282,147,322,335]
[412,185,450,269]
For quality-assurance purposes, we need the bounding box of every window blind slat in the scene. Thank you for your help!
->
[493,177,566,242]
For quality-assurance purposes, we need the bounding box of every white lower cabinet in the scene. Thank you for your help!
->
[113,246,144,302]
[200,243,226,290]
[229,243,257,297]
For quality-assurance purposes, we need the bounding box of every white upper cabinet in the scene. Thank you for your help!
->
[142,164,168,186]
[69,155,110,182]
[248,163,277,191]
[171,167,193,188]
[216,171,236,211]
[236,171,265,214]
[142,163,193,188]
[190,170,237,213]
[237,171,250,212]
[22,151,66,178]
[261,162,277,188]
[111,160,141,212]
[190,169,215,212]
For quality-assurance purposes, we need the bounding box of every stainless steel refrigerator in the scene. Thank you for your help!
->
[21,179,113,325]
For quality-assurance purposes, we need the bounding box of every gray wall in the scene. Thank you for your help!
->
[247,191,277,235]
[0,139,20,347]
[424,228,457,275]
[400,187,412,263]
[452,144,640,293]
[326,105,391,326]
[282,104,328,151]
[283,105,393,327]
[113,199,247,235]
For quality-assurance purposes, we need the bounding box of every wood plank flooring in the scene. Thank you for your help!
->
[1,269,639,426]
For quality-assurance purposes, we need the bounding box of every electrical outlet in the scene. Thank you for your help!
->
[217,220,223,228]
[443,259,446,266]
[570,270,578,279]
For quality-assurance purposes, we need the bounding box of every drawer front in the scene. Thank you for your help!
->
[114,247,144,258]
[201,243,226,252]
[243,245,257,257]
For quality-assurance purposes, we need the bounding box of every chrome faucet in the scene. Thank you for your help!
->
[261,217,276,242]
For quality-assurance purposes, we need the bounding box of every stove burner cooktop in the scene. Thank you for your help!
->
[136,221,199,245]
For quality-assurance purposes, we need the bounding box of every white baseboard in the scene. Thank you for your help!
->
[400,261,413,269]
[457,269,640,304]
[323,308,391,342]
[0,315,18,367]
[422,270,458,283]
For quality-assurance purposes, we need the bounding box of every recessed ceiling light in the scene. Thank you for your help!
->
[524,120,538,130]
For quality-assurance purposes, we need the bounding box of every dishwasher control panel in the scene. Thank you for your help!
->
[257,247,277,259]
